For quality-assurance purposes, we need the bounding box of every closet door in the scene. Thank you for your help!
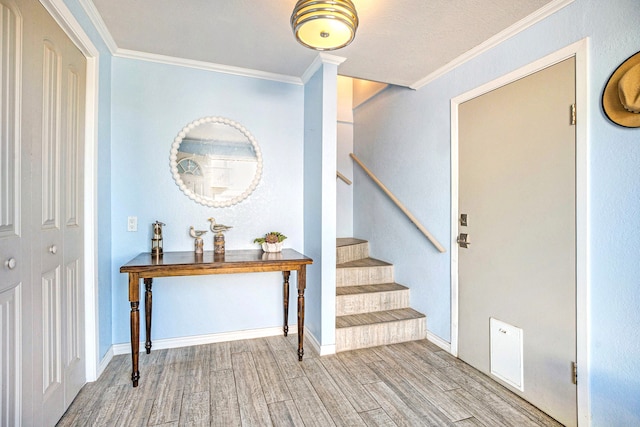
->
[9,0,87,425]
[0,1,25,426]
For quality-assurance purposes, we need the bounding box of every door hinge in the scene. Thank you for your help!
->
[572,361,578,385]
[457,233,471,248]
[570,103,576,126]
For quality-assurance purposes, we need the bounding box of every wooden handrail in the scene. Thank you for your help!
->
[350,153,446,253]
[336,171,352,185]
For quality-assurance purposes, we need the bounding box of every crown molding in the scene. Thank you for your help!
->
[77,0,301,85]
[410,0,575,90]
[77,0,118,54]
[114,48,304,85]
[319,52,348,66]
[301,53,347,83]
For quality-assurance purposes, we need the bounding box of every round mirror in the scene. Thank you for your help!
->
[170,117,263,207]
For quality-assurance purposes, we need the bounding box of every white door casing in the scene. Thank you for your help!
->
[450,39,589,426]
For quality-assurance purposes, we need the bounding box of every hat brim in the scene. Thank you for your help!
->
[602,50,640,128]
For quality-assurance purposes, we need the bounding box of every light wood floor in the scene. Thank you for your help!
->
[56,336,562,426]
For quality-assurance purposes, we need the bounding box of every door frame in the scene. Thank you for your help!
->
[39,0,100,382]
[450,39,589,425]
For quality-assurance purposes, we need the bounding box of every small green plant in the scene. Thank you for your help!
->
[253,232,287,244]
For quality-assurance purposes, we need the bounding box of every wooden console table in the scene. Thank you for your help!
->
[120,249,313,387]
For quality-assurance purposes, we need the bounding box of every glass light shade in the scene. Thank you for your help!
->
[151,237,162,256]
[291,0,358,51]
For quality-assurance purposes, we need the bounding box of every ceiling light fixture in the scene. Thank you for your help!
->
[290,0,359,51]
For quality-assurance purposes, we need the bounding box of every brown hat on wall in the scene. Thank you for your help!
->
[602,50,640,128]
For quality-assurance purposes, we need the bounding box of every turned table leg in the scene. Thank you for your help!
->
[144,278,153,354]
[129,273,140,387]
[283,271,290,336]
[297,266,306,361]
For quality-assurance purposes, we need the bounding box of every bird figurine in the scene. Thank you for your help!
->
[189,226,208,238]
[208,218,232,254]
[208,217,233,236]
[189,226,207,254]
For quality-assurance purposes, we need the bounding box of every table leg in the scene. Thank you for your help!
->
[297,266,306,361]
[283,271,290,336]
[144,278,153,354]
[129,273,141,387]
[130,301,140,386]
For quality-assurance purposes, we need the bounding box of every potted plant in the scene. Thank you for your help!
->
[253,231,287,253]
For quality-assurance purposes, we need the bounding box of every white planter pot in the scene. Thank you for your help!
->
[261,242,283,253]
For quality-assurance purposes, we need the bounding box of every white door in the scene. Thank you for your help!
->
[0,0,86,425]
[0,2,27,425]
[458,58,576,426]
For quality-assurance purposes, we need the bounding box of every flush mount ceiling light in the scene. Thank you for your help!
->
[291,0,359,51]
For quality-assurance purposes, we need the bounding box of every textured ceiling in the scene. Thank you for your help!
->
[90,0,557,87]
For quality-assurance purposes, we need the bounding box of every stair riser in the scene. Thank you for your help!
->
[337,242,369,264]
[336,266,394,287]
[335,318,427,352]
[336,290,410,316]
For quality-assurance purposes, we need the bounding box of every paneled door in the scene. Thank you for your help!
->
[457,58,576,426]
[0,0,86,425]
[0,2,27,425]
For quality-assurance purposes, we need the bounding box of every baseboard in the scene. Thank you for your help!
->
[305,330,336,356]
[427,331,452,353]
[111,325,298,355]
[96,346,114,380]
[319,343,336,356]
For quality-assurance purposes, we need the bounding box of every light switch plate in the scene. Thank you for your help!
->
[127,216,137,232]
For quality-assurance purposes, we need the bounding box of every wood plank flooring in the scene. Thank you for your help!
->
[56,336,562,426]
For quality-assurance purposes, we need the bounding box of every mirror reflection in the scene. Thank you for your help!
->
[170,117,262,207]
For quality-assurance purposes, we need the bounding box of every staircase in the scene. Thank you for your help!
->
[335,238,427,352]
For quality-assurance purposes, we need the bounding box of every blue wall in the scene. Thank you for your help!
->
[62,0,114,361]
[110,58,306,344]
[303,67,324,342]
[353,0,640,424]
[64,0,639,422]
[303,59,339,348]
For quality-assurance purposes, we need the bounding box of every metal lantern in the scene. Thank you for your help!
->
[151,221,165,256]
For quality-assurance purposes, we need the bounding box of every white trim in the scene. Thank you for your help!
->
[306,331,335,356]
[574,38,590,427]
[450,94,460,358]
[70,0,306,86]
[410,0,575,89]
[115,48,303,85]
[450,38,589,425]
[111,326,299,355]
[41,0,101,383]
[39,0,100,58]
[82,55,99,382]
[96,345,114,380]
[318,52,347,67]
[301,53,346,84]
[427,331,451,353]
[77,0,305,86]
[76,0,117,54]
